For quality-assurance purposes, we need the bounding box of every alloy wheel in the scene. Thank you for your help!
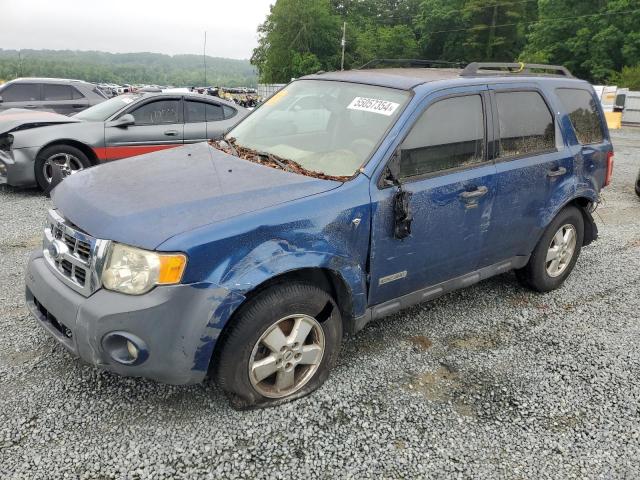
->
[43,153,84,184]
[249,314,325,398]
[545,224,577,278]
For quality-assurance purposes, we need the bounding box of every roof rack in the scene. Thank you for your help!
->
[461,62,573,78]
[359,58,465,70]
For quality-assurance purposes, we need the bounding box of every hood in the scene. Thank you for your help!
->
[52,143,341,249]
[0,108,82,135]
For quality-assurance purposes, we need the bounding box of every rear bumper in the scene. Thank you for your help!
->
[0,147,39,187]
[25,250,244,385]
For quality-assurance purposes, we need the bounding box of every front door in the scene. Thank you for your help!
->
[368,87,497,306]
[104,97,184,161]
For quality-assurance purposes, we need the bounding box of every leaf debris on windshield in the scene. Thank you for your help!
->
[209,139,352,182]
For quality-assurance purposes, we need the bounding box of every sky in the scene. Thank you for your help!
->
[0,0,274,59]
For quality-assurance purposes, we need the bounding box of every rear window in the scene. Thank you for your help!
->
[556,88,604,145]
[185,100,206,123]
[206,103,224,121]
[1,83,40,102]
[496,91,555,159]
[43,84,74,101]
[223,105,237,119]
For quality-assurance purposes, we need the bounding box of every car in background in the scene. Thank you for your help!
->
[0,78,108,115]
[0,92,248,190]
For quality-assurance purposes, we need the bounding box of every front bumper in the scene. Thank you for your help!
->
[25,250,244,385]
[0,146,40,187]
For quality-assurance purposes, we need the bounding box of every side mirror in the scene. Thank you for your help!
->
[112,113,135,128]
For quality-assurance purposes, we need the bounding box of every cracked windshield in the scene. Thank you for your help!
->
[223,79,409,179]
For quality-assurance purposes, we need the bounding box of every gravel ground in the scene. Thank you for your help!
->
[1,129,639,479]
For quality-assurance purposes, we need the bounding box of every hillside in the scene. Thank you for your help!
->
[0,49,257,87]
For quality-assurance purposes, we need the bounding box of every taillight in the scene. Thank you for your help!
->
[604,151,614,187]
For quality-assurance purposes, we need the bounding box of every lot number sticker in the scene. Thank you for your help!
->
[347,97,400,116]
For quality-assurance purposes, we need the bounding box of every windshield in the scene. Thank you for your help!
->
[74,94,143,121]
[226,80,409,178]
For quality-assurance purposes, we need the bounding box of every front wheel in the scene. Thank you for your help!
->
[516,206,584,292]
[215,282,342,409]
[35,144,92,192]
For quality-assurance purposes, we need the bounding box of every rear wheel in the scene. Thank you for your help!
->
[516,206,584,292]
[215,282,342,409]
[35,144,92,192]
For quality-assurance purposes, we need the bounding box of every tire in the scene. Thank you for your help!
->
[214,282,342,409]
[35,144,92,192]
[635,172,640,197]
[516,205,584,293]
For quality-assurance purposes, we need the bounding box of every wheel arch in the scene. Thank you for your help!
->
[37,139,99,166]
[544,195,599,247]
[208,266,356,375]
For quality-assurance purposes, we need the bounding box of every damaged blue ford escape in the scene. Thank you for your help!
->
[25,62,613,408]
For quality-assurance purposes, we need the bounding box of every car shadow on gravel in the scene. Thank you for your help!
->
[0,184,42,198]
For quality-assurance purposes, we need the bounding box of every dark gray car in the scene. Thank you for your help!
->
[0,92,248,190]
[0,78,108,115]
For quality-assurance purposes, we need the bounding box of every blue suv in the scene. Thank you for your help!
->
[25,63,614,408]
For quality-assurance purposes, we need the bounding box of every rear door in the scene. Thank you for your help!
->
[0,83,44,112]
[42,84,88,115]
[104,97,184,160]
[368,86,498,305]
[183,98,208,143]
[483,85,575,265]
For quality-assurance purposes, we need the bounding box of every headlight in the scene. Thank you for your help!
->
[102,243,187,295]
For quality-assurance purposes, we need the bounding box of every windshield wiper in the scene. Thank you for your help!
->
[210,138,352,182]
[257,151,293,174]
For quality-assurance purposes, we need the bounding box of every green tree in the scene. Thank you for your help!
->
[521,0,640,83]
[611,65,640,89]
[251,0,342,82]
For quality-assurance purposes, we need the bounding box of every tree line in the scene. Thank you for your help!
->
[251,0,640,88]
[0,49,257,87]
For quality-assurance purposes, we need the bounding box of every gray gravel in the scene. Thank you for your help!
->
[1,129,640,479]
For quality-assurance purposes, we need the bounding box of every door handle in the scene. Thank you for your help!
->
[547,167,567,177]
[459,186,488,200]
[72,104,85,108]
[164,130,179,136]
[24,105,37,109]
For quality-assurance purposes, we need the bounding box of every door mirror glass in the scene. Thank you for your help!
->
[113,114,135,128]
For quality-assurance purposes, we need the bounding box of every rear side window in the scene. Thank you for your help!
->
[130,100,180,125]
[399,95,485,178]
[556,88,604,145]
[43,84,74,101]
[1,83,40,102]
[206,103,224,121]
[185,100,206,123]
[72,87,85,99]
[496,91,555,158]
[223,105,237,119]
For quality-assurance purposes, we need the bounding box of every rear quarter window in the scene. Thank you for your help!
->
[496,91,555,159]
[556,88,605,145]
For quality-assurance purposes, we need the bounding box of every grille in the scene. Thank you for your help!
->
[43,209,108,297]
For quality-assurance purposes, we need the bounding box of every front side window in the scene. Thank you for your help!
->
[43,84,73,101]
[496,91,555,158]
[556,88,604,145]
[399,95,485,179]
[227,79,409,178]
[74,94,143,121]
[130,100,180,125]
[1,83,40,102]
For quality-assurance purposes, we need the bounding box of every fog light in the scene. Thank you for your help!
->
[101,332,148,366]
